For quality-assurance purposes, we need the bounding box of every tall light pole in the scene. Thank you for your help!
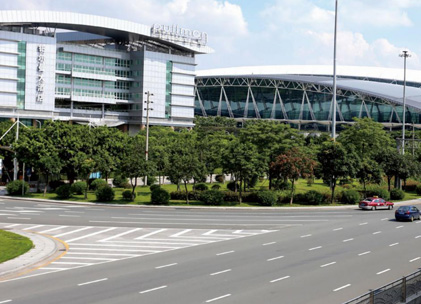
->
[331,0,338,140]
[399,50,410,155]
[144,91,153,186]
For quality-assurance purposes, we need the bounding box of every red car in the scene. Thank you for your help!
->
[359,197,394,210]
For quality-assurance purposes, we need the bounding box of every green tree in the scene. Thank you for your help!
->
[357,158,382,196]
[317,141,358,204]
[270,147,316,205]
[375,149,402,191]
[221,139,264,203]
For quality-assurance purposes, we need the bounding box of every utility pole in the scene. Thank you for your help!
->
[144,91,153,186]
[331,0,338,140]
[399,50,410,155]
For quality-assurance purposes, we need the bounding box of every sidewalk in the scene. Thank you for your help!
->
[0,229,67,281]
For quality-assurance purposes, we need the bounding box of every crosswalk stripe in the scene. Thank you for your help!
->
[66,227,117,243]
[54,227,92,238]
[135,228,168,239]
[99,228,142,242]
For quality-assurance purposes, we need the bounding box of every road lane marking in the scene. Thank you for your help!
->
[373,231,382,235]
[377,269,391,275]
[66,252,138,256]
[358,251,371,256]
[39,226,68,233]
[170,229,192,237]
[320,262,336,268]
[22,225,44,230]
[67,248,160,252]
[203,230,218,235]
[216,251,234,256]
[333,284,351,292]
[78,278,108,286]
[263,242,276,246]
[396,226,404,229]
[52,262,93,265]
[64,211,85,214]
[135,229,167,240]
[415,235,421,239]
[359,222,368,226]
[139,285,167,294]
[61,257,118,261]
[5,224,20,228]
[270,276,290,283]
[210,269,231,276]
[309,246,322,251]
[267,256,284,261]
[381,218,389,221]
[66,227,117,243]
[301,234,312,238]
[389,243,399,247]
[59,215,80,217]
[54,227,92,238]
[343,238,354,242]
[7,217,30,220]
[156,263,178,269]
[206,294,231,303]
[410,257,421,262]
[333,228,343,231]
[0,300,12,303]
[99,228,142,242]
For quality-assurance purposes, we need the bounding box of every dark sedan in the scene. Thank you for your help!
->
[395,205,421,222]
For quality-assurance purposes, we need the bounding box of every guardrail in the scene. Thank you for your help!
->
[343,269,421,304]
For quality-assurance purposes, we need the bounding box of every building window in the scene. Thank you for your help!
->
[17,41,26,109]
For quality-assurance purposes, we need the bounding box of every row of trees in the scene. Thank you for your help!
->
[0,116,420,204]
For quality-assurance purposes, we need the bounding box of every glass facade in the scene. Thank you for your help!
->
[195,77,421,131]
[165,61,173,118]
[17,41,26,109]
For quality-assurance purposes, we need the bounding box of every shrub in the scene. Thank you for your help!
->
[242,192,259,203]
[71,181,87,195]
[199,190,224,205]
[341,189,361,204]
[303,190,325,205]
[416,184,421,195]
[56,184,72,199]
[215,175,225,183]
[256,191,278,206]
[193,183,208,191]
[122,189,136,201]
[90,179,107,190]
[390,188,405,200]
[223,191,239,202]
[227,181,239,192]
[170,191,186,200]
[365,186,390,201]
[113,175,128,188]
[49,180,65,191]
[150,184,161,192]
[143,176,157,186]
[306,178,314,187]
[151,188,170,205]
[272,180,291,191]
[6,180,29,195]
[276,191,290,205]
[404,180,419,192]
[95,185,115,202]
[246,175,259,189]
[211,184,221,190]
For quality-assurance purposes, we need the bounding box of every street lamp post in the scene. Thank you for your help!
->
[144,91,153,186]
[399,50,411,155]
[331,0,338,140]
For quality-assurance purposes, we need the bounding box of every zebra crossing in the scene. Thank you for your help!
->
[0,223,275,277]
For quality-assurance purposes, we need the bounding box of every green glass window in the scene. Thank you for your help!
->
[17,41,26,109]
[57,51,72,61]
[165,61,173,118]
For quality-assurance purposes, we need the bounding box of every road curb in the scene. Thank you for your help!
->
[0,229,68,281]
[1,195,420,211]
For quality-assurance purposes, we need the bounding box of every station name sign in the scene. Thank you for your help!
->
[151,24,208,46]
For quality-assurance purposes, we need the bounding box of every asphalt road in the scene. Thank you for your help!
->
[1,198,421,304]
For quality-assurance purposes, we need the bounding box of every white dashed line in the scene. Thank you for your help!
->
[4,224,20,228]
[206,294,231,303]
[410,257,420,263]
[309,246,322,251]
[0,300,12,303]
[135,229,167,240]
[22,225,44,230]
[377,269,390,275]
[333,284,351,292]
[389,243,399,247]
[7,217,30,220]
[358,251,371,256]
[263,242,276,246]
[155,263,178,269]
[99,228,142,242]
[396,226,404,229]
[320,262,336,268]
[359,222,368,226]
[54,227,92,238]
[301,234,312,238]
[78,278,108,286]
[333,228,343,231]
[170,229,192,237]
[373,231,381,235]
[39,226,68,234]
[270,276,290,283]
[381,218,389,221]
[139,285,167,294]
[66,227,117,243]
[216,251,234,256]
[59,215,80,218]
[343,238,354,242]
[210,269,231,276]
[267,256,284,261]
[415,235,421,239]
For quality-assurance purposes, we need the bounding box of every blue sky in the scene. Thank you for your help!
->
[3,0,421,71]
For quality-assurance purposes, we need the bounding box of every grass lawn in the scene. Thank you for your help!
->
[0,230,33,264]
[15,179,420,207]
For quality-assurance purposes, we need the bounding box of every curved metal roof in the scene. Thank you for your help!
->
[0,10,213,54]
[196,65,421,111]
